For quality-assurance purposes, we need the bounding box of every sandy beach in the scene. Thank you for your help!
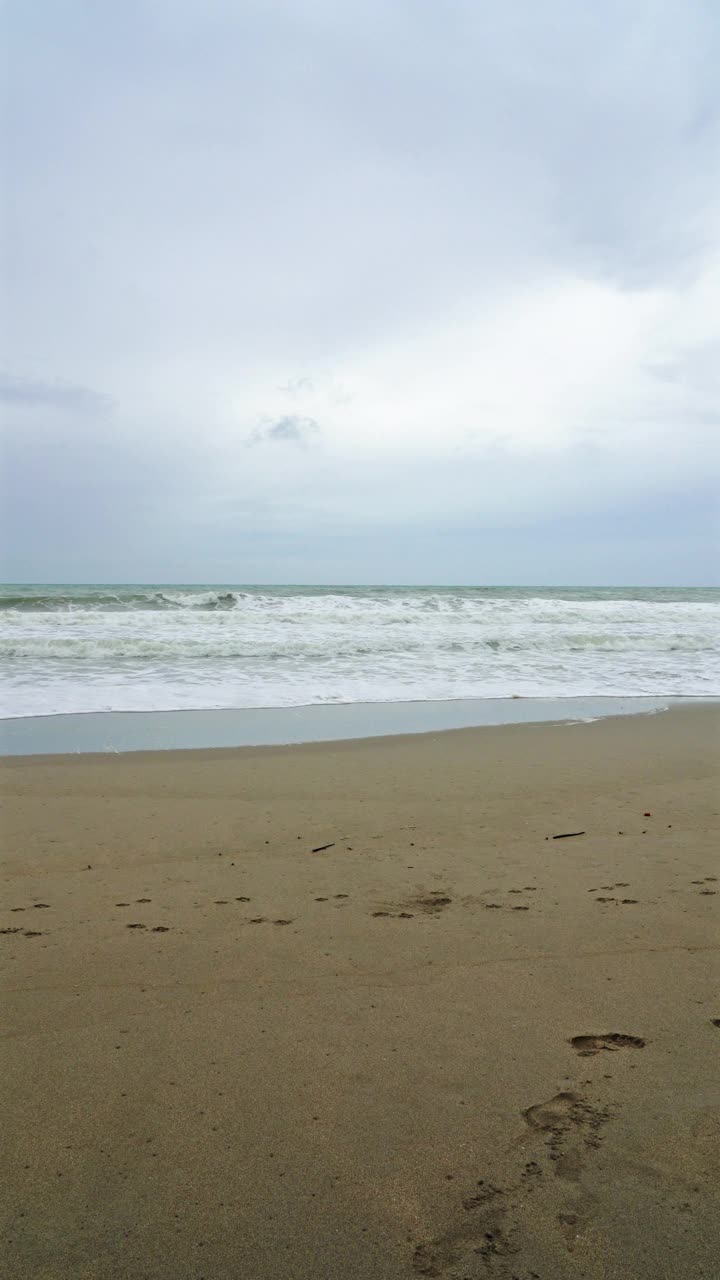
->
[1,705,718,1279]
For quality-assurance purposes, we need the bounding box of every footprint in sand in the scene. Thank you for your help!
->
[523,1089,611,1180]
[1,927,23,935]
[136,898,152,904]
[273,919,293,926]
[370,910,415,919]
[126,923,146,930]
[523,1091,586,1133]
[413,1085,612,1274]
[152,926,170,932]
[569,1033,645,1056]
[413,1183,515,1276]
[235,896,251,902]
[416,894,451,914]
[373,893,449,919]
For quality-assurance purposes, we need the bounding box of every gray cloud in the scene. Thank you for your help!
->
[0,373,112,414]
[645,341,720,390]
[248,416,321,447]
[277,377,315,396]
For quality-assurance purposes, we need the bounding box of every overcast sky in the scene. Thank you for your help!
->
[1,0,718,584]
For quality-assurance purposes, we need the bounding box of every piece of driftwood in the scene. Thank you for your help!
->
[552,830,586,840]
[311,842,336,853]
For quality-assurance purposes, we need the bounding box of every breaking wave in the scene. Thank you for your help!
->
[1,583,718,716]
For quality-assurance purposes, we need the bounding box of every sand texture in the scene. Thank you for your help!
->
[1,706,719,1279]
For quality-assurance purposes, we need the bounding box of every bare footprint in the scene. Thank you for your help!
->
[569,1033,645,1056]
[406,894,452,915]
[558,1206,590,1253]
[413,1186,515,1276]
[523,1089,611,1183]
[523,1091,584,1133]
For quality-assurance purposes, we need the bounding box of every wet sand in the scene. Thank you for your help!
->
[1,706,719,1279]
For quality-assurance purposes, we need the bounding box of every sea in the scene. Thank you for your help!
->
[1,584,717,721]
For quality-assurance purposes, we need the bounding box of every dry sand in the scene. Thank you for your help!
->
[1,706,719,1279]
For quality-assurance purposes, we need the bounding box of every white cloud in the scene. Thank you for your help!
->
[1,0,718,581]
[215,257,718,469]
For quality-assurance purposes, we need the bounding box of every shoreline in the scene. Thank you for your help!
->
[2,693,715,757]
[2,705,719,1278]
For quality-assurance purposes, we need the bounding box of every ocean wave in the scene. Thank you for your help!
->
[1,630,717,660]
[2,584,718,717]
[0,589,245,612]
[2,585,719,614]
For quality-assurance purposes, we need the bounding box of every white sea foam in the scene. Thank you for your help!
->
[1,585,717,717]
